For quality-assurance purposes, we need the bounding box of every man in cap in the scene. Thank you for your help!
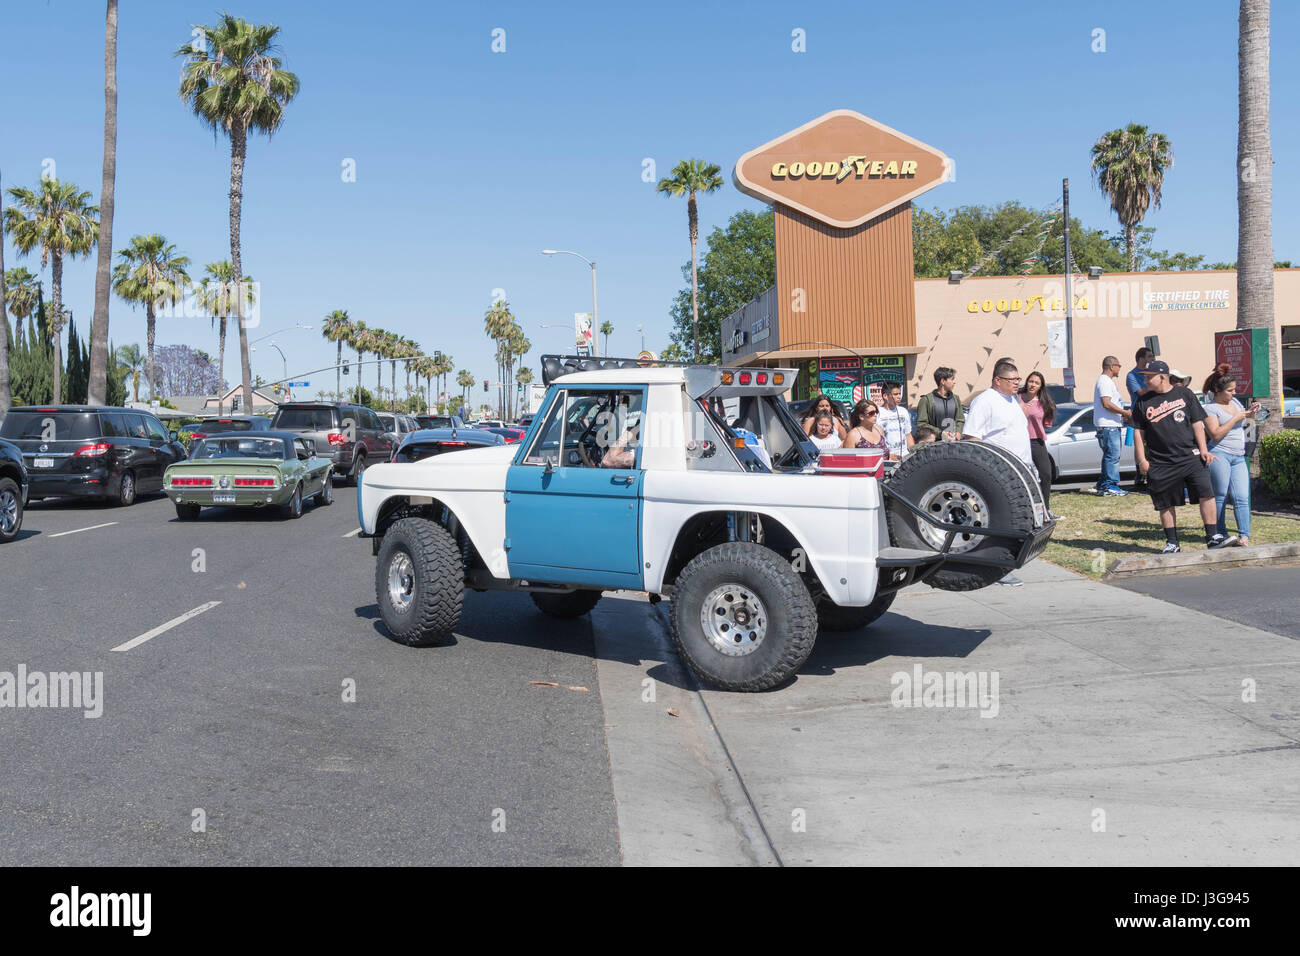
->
[1130,361,1230,553]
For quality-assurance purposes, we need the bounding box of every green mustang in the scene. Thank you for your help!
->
[164,431,333,520]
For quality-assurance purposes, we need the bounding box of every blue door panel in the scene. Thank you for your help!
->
[505,466,643,587]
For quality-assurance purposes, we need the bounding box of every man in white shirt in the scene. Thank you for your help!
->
[962,359,1036,587]
[877,382,914,460]
[962,360,1035,470]
[1092,355,1133,497]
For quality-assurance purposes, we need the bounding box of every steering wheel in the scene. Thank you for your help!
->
[576,418,604,467]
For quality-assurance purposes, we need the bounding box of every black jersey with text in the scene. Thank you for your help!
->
[1131,385,1207,467]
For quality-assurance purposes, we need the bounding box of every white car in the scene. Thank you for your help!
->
[1044,403,1137,482]
[357,357,1055,691]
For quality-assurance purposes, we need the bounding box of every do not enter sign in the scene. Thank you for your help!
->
[1214,329,1272,398]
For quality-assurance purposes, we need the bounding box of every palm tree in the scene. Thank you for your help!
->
[116,343,145,403]
[321,309,352,400]
[348,320,369,403]
[457,368,475,407]
[0,175,7,417]
[599,319,613,356]
[177,14,299,412]
[433,352,454,412]
[88,0,119,406]
[4,268,41,349]
[4,178,100,403]
[1090,125,1174,272]
[195,261,253,414]
[1239,0,1278,437]
[656,159,724,361]
[111,234,191,401]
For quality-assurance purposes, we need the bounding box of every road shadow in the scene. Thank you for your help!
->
[800,613,994,679]
[27,493,165,510]
[7,528,40,542]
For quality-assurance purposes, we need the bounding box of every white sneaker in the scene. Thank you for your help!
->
[1161,542,1181,554]
[996,574,1025,587]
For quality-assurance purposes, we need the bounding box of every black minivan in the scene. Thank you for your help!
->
[0,406,188,505]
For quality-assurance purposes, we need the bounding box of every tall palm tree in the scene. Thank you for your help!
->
[656,159,724,361]
[599,319,613,356]
[88,0,119,406]
[1239,0,1277,436]
[195,260,253,413]
[348,320,369,403]
[1090,125,1174,272]
[111,234,190,402]
[4,177,100,402]
[321,309,352,400]
[177,14,299,412]
[457,368,475,407]
[116,343,145,403]
[4,268,41,350]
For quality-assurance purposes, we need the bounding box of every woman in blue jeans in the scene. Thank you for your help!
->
[1202,373,1261,546]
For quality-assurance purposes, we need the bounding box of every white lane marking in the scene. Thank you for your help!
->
[342,527,362,538]
[112,601,222,652]
[49,521,118,538]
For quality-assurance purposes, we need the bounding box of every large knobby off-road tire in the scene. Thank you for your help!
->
[531,590,602,618]
[670,542,818,692]
[375,517,464,646]
[816,590,895,633]
[885,440,1043,592]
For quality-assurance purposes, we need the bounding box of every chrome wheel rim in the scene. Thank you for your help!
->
[0,490,17,534]
[388,552,415,612]
[700,583,767,656]
[121,473,134,504]
[918,481,988,553]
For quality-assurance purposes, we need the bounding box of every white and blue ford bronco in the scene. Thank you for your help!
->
[357,355,1054,691]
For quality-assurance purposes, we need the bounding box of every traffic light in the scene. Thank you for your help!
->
[342,360,350,376]
[273,383,281,395]
[483,380,488,393]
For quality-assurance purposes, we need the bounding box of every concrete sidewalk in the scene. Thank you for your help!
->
[594,563,1300,865]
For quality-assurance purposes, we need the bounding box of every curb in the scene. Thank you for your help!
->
[1103,541,1300,580]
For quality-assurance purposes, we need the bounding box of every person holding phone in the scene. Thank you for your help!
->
[1202,372,1260,547]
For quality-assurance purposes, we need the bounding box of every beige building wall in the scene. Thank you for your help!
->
[911,269,1300,403]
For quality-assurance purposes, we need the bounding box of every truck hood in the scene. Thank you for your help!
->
[363,442,516,492]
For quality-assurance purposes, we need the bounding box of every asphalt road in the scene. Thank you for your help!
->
[1114,566,1300,640]
[0,485,620,865]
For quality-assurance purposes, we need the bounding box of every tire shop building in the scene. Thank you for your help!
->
[723,109,1300,408]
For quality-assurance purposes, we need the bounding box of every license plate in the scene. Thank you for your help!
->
[33,458,54,469]
[212,492,236,504]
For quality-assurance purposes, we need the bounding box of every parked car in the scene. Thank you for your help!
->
[1283,385,1300,417]
[390,427,506,463]
[517,414,535,430]
[165,432,333,520]
[474,419,506,430]
[415,414,453,430]
[0,437,28,542]
[377,411,420,441]
[0,405,187,505]
[1043,403,1137,482]
[184,415,272,444]
[485,426,526,444]
[269,402,396,484]
[356,354,1053,692]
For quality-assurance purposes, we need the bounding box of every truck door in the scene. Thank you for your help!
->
[505,387,645,589]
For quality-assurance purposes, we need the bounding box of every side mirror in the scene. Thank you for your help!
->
[169,430,179,441]
[1067,426,1083,436]
[543,456,555,475]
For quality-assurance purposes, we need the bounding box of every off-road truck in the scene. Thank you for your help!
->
[356,355,1054,691]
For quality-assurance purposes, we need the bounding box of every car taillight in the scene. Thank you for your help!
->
[172,477,213,486]
[189,433,207,441]
[440,442,467,448]
[327,432,346,445]
[74,442,112,457]
[233,478,275,487]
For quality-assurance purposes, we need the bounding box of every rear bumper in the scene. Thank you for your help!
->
[875,483,1056,592]
[25,470,110,498]
[167,486,287,507]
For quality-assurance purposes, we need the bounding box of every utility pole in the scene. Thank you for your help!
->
[1062,177,1075,398]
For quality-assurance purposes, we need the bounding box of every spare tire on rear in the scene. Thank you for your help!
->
[884,441,1045,592]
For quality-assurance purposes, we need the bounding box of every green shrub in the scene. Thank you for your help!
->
[1259,430,1300,498]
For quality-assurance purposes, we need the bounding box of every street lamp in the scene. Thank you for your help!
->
[541,249,598,355]
[636,323,644,353]
[250,322,312,345]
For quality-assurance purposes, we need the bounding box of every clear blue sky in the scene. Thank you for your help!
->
[1,0,1294,399]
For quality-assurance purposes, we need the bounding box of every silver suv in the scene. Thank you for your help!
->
[270,402,395,484]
